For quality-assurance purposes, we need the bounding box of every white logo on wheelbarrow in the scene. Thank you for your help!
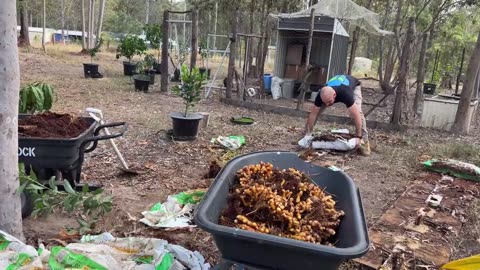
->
[18,147,36,157]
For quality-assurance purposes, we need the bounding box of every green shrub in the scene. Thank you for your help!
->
[115,35,147,62]
[19,82,56,114]
[172,64,207,117]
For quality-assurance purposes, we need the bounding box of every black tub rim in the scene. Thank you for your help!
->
[194,150,370,258]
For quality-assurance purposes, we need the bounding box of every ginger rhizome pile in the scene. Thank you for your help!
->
[220,162,345,245]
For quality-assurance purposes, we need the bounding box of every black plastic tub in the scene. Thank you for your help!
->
[195,151,369,270]
[133,74,151,92]
[83,63,99,78]
[169,112,203,141]
[423,83,436,95]
[18,115,97,169]
[123,61,137,76]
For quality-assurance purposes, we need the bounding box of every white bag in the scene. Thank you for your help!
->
[298,134,356,151]
[271,77,283,100]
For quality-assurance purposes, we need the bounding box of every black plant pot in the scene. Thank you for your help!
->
[169,112,203,141]
[133,74,151,92]
[21,192,33,218]
[154,62,162,74]
[172,68,181,82]
[145,69,156,85]
[83,63,101,78]
[123,61,137,76]
[199,67,211,79]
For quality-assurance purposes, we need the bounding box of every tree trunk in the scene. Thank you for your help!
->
[377,0,392,87]
[391,17,415,127]
[190,9,198,69]
[144,0,150,26]
[91,0,95,47]
[455,47,466,95]
[226,9,239,100]
[413,32,429,115]
[0,0,24,240]
[61,0,66,44]
[87,0,92,49]
[347,27,360,75]
[42,0,46,52]
[96,0,106,44]
[259,1,273,78]
[161,10,169,93]
[213,2,218,51]
[81,0,87,51]
[18,0,30,47]
[247,0,255,77]
[382,0,403,92]
[451,31,480,134]
[296,8,315,110]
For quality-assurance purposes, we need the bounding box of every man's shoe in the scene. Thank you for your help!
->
[359,141,371,156]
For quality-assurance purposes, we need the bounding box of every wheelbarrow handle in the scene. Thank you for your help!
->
[82,122,128,153]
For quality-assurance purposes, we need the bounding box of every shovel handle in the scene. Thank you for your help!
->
[82,122,128,153]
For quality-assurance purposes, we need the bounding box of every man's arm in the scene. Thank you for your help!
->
[305,106,321,135]
[348,104,363,137]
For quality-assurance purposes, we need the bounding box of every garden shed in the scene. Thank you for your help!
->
[273,15,350,86]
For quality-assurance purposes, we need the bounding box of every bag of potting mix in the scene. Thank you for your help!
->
[423,159,480,182]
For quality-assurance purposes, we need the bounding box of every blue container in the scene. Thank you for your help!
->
[263,74,273,91]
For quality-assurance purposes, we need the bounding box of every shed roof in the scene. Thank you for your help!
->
[277,16,349,37]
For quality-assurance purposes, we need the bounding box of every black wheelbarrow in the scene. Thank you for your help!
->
[194,151,369,270]
[18,114,128,187]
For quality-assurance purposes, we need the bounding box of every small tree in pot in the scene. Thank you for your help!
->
[116,35,147,76]
[132,61,151,92]
[144,24,162,74]
[143,54,156,85]
[83,38,104,79]
[170,64,207,140]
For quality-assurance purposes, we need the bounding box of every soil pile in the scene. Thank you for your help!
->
[19,112,91,138]
[312,133,355,142]
[220,162,344,245]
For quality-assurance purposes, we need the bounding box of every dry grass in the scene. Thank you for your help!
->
[429,142,480,167]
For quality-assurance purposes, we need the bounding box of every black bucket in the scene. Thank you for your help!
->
[172,68,181,82]
[169,112,203,141]
[194,151,369,270]
[154,62,162,74]
[133,74,150,92]
[123,61,137,76]
[423,83,436,95]
[83,63,99,78]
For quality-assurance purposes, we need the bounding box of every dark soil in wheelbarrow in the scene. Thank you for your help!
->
[18,112,91,138]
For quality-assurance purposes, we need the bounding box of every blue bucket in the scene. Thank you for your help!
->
[263,74,273,91]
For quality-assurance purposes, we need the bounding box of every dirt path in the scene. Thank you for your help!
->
[20,47,480,266]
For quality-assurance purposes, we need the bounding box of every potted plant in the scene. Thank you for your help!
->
[132,61,151,92]
[19,82,56,113]
[198,41,210,79]
[170,64,207,140]
[116,35,147,76]
[83,38,104,78]
[144,24,162,74]
[143,54,156,85]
